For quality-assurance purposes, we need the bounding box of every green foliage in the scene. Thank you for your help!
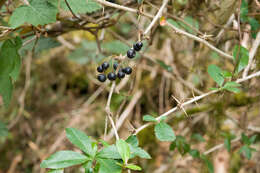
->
[125,164,142,171]
[0,37,22,107]
[170,135,190,155]
[97,145,121,159]
[102,40,129,54]
[97,158,122,173]
[239,133,257,159]
[66,128,96,157]
[207,65,224,87]
[47,169,64,173]
[40,150,90,169]
[116,139,130,164]
[9,0,58,28]
[201,155,214,173]
[167,16,199,35]
[61,0,102,14]
[240,0,248,22]
[221,132,236,152]
[223,82,241,93]
[41,128,149,171]
[156,60,173,72]
[0,121,8,137]
[142,115,157,122]
[179,16,199,34]
[233,45,249,74]
[68,40,103,64]
[155,122,176,142]
[126,135,138,147]
[240,0,260,38]
[191,133,205,142]
[189,149,200,158]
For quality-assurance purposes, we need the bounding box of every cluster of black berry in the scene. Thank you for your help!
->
[97,41,143,83]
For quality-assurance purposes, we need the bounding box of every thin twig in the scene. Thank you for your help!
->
[243,31,260,78]
[104,82,120,140]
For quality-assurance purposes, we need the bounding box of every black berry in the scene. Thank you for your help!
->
[97,74,106,82]
[102,62,109,70]
[127,49,136,59]
[107,0,115,3]
[97,66,103,73]
[107,72,117,80]
[117,70,125,79]
[123,67,132,75]
[113,63,118,70]
[133,42,143,51]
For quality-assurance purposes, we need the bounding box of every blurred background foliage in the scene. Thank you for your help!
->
[0,0,260,172]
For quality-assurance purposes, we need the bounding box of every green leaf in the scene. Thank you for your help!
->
[156,59,173,72]
[116,139,130,164]
[167,19,182,29]
[176,136,190,155]
[97,145,121,159]
[0,121,8,137]
[233,45,249,74]
[154,122,176,142]
[21,36,61,55]
[99,139,110,147]
[170,142,176,151]
[0,76,13,107]
[189,149,200,158]
[66,128,95,157]
[9,0,58,28]
[40,150,90,169]
[207,65,224,87]
[61,0,102,14]
[125,164,142,171]
[201,155,214,173]
[0,40,18,76]
[239,145,252,159]
[126,135,139,147]
[142,115,157,122]
[240,0,248,22]
[47,169,64,173]
[223,82,241,93]
[249,135,257,144]
[9,54,21,82]
[191,133,205,142]
[241,133,250,145]
[129,146,151,159]
[97,158,122,173]
[248,17,260,38]
[102,40,129,54]
[224,138,231,152]
[221,70,232,78]
[178,16,199,34]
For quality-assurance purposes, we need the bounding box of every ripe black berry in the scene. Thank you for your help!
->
[97,66,103,73]
[113,63,118,70]
[123,67,132,75]
[102,62,109,70]
[107,0,115,3]
[133,42,143,51]
[127,49,136,59]
[117,70,125,79]
[97,74,106,82]
[107,72,117,80]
